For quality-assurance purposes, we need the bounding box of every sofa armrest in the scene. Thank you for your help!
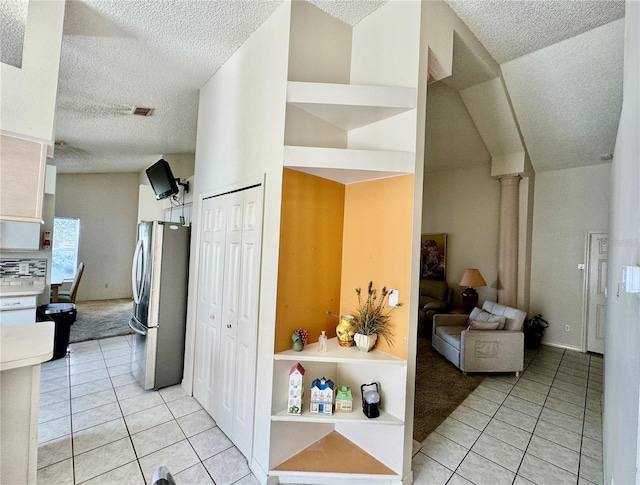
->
[460,330,524,373]
[433,314,468,329]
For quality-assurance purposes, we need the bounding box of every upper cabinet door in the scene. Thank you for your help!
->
[0,135,47,223]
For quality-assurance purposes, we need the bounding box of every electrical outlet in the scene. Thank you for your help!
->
[565,325,570,332]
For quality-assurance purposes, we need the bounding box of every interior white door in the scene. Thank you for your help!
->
[230,186,262,457]
[586,232,607,354]
[193,197,226,413]
[216,191,243,436]
[193,185,263,460]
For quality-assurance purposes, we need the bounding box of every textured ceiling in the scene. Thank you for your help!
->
[4,0,626,175]
[0,0,28,67]
[50,0,386,173]
[428,0,625,174]
[446,0,625,63]
[502,19,624,173]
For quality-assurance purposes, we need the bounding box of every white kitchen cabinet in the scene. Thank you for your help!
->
[0,222,41,251]
[0,135,47,223]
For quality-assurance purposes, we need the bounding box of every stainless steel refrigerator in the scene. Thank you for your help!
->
[129,221,190,390]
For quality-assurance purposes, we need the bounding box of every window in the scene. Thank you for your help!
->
[51,217,80,283]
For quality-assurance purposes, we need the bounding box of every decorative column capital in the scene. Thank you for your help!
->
[498,174,522,186]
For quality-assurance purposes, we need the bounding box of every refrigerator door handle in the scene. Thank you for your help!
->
[132,237,145,304]
[129,317,147,336]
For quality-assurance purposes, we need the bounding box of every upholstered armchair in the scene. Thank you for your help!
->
[432,301,527,376]
[417,279,452,337]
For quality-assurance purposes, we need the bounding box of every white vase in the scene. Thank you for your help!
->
[354,333,377,352]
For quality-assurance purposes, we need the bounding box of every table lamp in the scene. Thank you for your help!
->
[459,269,487,312]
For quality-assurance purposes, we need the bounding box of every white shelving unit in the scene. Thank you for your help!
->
[269,3,420,483]
[284,81,417,185]
[270,338,407,482]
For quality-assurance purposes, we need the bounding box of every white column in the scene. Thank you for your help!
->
[498,175,521,307]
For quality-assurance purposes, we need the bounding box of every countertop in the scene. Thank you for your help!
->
[0,321,54,371]
[0,284,46,298]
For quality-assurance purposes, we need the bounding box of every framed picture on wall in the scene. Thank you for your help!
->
[421,234,447,281]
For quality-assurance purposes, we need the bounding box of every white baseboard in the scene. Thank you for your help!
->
[540,342,583,353]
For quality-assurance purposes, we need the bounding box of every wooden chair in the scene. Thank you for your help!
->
[51,262,85,303]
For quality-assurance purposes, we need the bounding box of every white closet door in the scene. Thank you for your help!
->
[216,191,243,436]
[231,186,263,457]
[193,185,263,461]
[193,197,226,414]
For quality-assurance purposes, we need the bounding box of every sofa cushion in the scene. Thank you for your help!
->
[468,307,507,330]
[434,325,464,350]
[420,279,449,302]
[482,301,527,331]
[423,297,449,311]
[468,319,501,330]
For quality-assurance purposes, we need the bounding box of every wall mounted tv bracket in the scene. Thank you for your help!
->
[175,178,189,194]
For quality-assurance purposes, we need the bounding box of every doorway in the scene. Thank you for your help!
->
[584,231,607,354]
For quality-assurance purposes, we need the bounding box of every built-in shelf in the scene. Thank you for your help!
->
[287,81,417,130]
[283,146,414,185]
[271,393,403,425]
[274,337,406,365]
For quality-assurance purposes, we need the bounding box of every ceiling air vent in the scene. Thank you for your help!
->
[130,107,153,116]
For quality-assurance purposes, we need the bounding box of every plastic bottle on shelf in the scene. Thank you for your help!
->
[318,330,327,352]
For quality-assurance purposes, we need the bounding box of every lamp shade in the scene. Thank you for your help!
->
[459,269,487,288]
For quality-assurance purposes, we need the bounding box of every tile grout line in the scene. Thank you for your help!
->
[440,347,543,484]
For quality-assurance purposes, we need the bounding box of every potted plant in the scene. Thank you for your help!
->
[352,281,399,352]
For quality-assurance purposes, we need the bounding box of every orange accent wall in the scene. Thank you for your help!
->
[340,175,414,359]
[275,169,345,353]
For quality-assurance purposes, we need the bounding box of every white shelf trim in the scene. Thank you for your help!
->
[271,405,403,426]
[283,146,414,185]
[274,337,406,365]
[287,81,417,130]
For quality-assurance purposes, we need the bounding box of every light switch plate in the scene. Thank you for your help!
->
[388,289,399,307]
[622,265,640,293]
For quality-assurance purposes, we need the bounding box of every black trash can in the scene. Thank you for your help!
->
[37,303,76,360]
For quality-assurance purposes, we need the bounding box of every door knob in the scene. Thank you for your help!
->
[227,324,232,329]
[210,315,215,320]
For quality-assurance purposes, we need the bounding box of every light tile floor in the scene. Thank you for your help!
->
[37,336,603,485]
[37,335,259,485]
[413,345,604,485]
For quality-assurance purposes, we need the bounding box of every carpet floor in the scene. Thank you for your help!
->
[69,298,133,343]
[413,336,485,443]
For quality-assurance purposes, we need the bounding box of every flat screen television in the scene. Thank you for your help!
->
[146,159,179,200]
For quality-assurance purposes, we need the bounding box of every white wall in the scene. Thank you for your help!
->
[422,164,500,308]
[56,173,139,300]
[529,163,610,349]
[183,1,291,478]
[0,0,65,144]
[604,2,640,483]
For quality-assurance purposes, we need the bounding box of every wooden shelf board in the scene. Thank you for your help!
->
[274,337,406,365]
[272,431,397,476]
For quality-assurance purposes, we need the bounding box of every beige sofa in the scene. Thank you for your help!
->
[432,301,527,376]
